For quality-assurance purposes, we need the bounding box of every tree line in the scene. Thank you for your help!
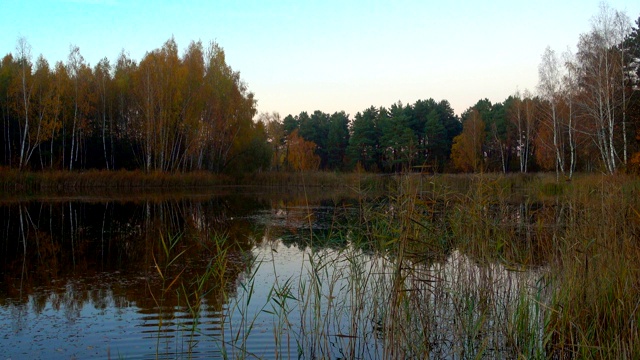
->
[2,5,639,175]
[259,99,461,173]
[263,6,640,176]
[1,38,270,173]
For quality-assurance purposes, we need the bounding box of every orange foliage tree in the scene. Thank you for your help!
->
[451,109,485,172]
[286,129,320,171]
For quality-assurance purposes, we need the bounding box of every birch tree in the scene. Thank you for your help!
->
[133,49,158,172]
[179,41,205,171]
[201,41,256,172]
[94,57,112,169]
[52,61,71,169]
[575,4,631,173]
[259,111,285,171]
[28,55,61,169]
[0,55,15,166]
[113,50,136,169]
[508,91,528,173]
[614,10,632,165]
[66,45,93,170]
[15,37,32,170]
[538,46,565,179]
[562,50,579,178]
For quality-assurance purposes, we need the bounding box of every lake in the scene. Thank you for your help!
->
[1,185,552,359]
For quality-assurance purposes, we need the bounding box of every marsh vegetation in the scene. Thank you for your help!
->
[1,173,639,359]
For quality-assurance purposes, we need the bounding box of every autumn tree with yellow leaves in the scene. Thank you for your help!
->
[451,109,486,172]
[0,37,268,173]
[286,129,320,171]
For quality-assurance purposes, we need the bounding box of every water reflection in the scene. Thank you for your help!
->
[0,189,567,359]
[0,189,357,359]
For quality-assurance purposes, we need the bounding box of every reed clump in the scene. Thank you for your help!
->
[134,172,640,358]
[340,173,640,358]
[142,229,254,359]
[542,175,640,358]
[419,173,640,358]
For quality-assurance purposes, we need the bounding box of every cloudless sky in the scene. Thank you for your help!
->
[2,0,639,118]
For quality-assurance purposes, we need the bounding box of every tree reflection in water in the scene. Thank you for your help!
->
[0,188,570,359]
[0,190,355,358]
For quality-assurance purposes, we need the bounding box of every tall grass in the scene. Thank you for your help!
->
[415,173,640,358]
[542,175,640,358]
[288,173,640,358]
[140,172,640,359]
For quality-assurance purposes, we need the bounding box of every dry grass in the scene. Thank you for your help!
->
[416,173,640,358]
[0,169,235,191]
[314,172,640,358]
[0,169,388,194]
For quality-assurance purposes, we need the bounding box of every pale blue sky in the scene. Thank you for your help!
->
[2,0,639,117]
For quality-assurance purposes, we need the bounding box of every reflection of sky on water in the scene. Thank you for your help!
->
[1,286,242,359]
[2,294,149,359]
[0,197,349,359]
[0,194,553,359]
[0,238,546,359]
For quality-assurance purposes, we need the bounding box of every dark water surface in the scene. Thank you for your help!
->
[1,186,556,359]
[0,189,359,359]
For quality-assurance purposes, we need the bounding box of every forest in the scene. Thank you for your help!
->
[1,6,639,176]
[0,39,270,174]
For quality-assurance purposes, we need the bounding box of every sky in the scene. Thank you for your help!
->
[2,0,639,118]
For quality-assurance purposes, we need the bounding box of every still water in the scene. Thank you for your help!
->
[0,188,548,359]
[0,189,368,359]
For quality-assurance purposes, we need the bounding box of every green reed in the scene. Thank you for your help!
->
[143,229,250,359]
[148,232,187,357]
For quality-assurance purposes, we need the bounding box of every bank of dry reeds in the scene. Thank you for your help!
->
[406,173,640,358]
[294,172,640,358]
[0,169,235,191]
[0,169,389,193]
[541,175,640,358]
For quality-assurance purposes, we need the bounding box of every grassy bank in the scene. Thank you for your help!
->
[0,169,391,194]
[0,169,233,192]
